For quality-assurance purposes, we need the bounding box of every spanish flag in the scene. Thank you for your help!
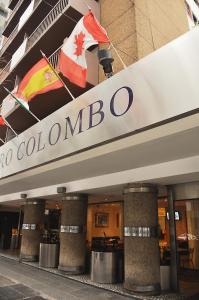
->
[17,58,63,102]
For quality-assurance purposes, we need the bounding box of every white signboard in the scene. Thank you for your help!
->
[1,28,199,179]
[18,0,34,32]
[10,38,27,71]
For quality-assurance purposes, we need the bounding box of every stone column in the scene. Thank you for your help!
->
[58,194,87,274]
[20,200,45,262]
[123,184,160,295]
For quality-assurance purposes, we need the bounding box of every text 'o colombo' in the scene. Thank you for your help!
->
[0,86,134,170]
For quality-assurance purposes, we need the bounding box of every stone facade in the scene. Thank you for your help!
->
[59,195,88,274]
[20,200,45,262]
[100,0,189,80]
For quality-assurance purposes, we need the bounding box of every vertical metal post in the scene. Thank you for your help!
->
[17,207,22,261]
[167,185,179,292]
[17,207,23,263]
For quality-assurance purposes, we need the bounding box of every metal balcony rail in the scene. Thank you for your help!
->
[0,0,42,58]
[0,25,19,57]
[27,0,69,49]
[49,46,62,69]
[6,0,24,28]
[0,0,69,84]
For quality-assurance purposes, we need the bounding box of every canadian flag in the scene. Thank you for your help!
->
[59,11,109,88]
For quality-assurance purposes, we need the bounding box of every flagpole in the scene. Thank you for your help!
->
[24,107,40,122]
[40,50,75,101]
[110,42,127,69]
[82,0,91,11]
[4,119,18,137]
[3,87,40,122]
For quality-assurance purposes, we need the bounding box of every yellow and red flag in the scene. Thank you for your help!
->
[17,58,63,102]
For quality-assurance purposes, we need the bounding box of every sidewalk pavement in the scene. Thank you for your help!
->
[0,274,45,299]
[0,256,135,300]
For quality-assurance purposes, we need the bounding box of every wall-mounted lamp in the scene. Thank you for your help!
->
[20,193,27,199]
[57,187,66,194]
[98,49,114,78]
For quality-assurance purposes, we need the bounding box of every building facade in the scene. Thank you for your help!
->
[0,0,198,297]
[0,0,8,47]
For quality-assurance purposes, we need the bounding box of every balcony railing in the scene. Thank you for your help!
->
[0,0,42,58]
[0,0,69,84]
[27,0,69,49]
[5,0,24,29]
[0,25,18,56]
[49,46,62,69]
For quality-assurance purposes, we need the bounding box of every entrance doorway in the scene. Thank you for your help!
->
[0,211,22,259]
[86,201,123,277]
[87,202,123,250]
[158,198,199,298]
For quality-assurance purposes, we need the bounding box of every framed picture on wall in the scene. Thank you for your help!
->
[95,213,109,227]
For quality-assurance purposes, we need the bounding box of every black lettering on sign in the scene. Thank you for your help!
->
[17,141,25,160]
[64,109,84,140]
[37,131,45,152]
[0,153,4,168]
[49,123,61,145]
[88,100,104,129]
[5,149,12,166]
[26,136,36,156]
[110,86,133,117]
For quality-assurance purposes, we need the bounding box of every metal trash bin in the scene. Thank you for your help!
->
[160,265,170,291]
[39,243,59,268]
[10,235,18,250]
[91,251,120,283]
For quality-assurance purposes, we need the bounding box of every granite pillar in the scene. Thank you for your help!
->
[123,184,160,295]
[20,200,45,262]
[58,194,87,274]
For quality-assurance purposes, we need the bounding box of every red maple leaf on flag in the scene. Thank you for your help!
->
[74,31,85,56]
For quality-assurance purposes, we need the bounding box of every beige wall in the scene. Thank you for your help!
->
[87,202,123,245]
[135,0,189,58]
[100,0,137,81]
[100,0,189,79]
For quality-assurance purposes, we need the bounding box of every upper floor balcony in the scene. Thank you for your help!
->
[0,0,60,66]
[8,0,19,10]
[0,0,99,102]
[3,0,32,37]
[0,44,98,139]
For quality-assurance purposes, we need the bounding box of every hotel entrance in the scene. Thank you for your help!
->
[87,201,123,250]
[158,196,199,298]
[86,200,124,282]
[0,185,199,298]
[0,210,22,259]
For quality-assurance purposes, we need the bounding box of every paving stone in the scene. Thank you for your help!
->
[0,286,24,300]
[0,276,15,287]
[9,284,37,297]
[0,256,187,300]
